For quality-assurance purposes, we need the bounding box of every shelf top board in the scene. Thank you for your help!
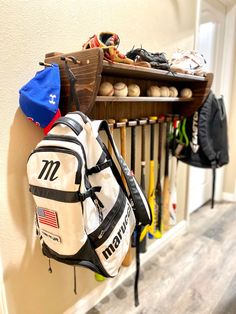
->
[102,61,210,82]
[96,96,193,102]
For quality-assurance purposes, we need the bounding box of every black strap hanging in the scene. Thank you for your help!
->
[134,224,142,307]
[211,163,216,209]
[63,57,80,112]
[73,266,77,295]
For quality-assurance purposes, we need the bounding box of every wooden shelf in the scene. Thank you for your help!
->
[102,60,207,82]
[44,48,213,119]
[96,96,194,102]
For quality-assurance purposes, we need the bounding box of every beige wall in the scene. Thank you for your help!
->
[0,1,197,313]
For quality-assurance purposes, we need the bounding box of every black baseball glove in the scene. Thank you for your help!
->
[126,47,170,70]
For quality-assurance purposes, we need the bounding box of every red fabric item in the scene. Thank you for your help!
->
[43,109,61,135]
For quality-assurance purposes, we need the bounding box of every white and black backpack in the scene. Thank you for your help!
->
[27,111,151,303]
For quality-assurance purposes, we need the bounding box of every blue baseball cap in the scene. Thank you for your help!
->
[19,64,60,129]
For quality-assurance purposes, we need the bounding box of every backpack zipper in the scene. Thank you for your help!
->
[33,145,80,157]
[95,198,126,243]
[43,135,87,164]
[90,190,126,243]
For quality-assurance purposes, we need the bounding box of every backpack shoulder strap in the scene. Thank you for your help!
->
[93,120,152,226]
[51,116,83,135]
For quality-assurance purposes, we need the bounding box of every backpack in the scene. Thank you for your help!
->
[27,111,151,303]
[176,90,229,207]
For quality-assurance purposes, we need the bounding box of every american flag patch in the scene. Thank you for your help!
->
[37,207,59,228]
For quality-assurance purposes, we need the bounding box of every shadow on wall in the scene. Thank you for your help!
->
[4,109,98,314]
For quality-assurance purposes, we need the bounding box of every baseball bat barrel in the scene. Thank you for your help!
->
[156,115,165,235]
[169,116,179,225]
[148,116,158,239]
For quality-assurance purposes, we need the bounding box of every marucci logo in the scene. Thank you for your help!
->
[102,204,132,260]
[38,160,60,181]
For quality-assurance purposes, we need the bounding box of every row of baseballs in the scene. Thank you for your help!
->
[98,81,193,98]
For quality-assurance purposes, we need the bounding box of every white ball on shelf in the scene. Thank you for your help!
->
[127,84,141,97]
[98,81,114,96]
[169,86,178,97]
[147,85,161,97]
[113,82,128,97]
[180,88,192,98]
[160,86,170,97]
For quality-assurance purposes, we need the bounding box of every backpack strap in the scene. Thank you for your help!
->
[94,119,152,226]
[211,163,216,209]
[87,160,113,175]
[51,116,83,135]
[134,224,141,306]
[64,59,80,111]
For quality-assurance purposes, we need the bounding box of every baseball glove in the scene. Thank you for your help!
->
[82,32,134,64]
[126,47,170,70]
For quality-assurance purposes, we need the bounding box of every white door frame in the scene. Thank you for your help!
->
[220,2,236,201]
[207,0,236,201]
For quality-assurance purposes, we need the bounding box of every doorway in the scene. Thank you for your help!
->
[187,0,226,213]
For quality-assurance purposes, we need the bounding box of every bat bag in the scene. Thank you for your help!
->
[176,91,229,207]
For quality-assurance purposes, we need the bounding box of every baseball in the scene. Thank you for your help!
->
[169,86,178,97]
[98,81,114,96]
[147,85,161,97]
[113,82,128,97]
[160,86,170,97]
[127,84,140,97]
[180,88,192,98]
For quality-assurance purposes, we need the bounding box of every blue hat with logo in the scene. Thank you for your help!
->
[19,64,60,128]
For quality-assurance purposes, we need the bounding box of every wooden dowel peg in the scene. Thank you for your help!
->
[60,56,81,64]
[39,62,53,67]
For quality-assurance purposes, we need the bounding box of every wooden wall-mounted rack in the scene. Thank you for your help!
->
[45,48,213,120]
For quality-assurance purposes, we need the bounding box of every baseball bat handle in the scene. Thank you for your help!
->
[119,119,128,188]
[108,119,115,156]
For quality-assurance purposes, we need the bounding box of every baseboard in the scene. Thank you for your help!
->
[64,220,188,314]
[222,192,236,202]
